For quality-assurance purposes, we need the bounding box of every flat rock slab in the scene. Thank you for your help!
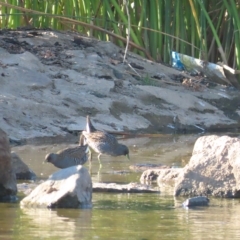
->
[93,182,159,193]
[18,181,159,195]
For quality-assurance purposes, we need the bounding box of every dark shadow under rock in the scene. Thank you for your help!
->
[0,129,17,200]
[11,152,36,180]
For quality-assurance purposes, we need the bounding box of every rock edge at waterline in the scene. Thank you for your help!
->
[20,165,92,209]
[141,135,240,198]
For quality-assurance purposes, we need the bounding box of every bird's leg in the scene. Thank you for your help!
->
[97,168,102,182]
[88,148,92,165]
[89,162,92,176]
[98,153,102,168]
[90,150,92,163]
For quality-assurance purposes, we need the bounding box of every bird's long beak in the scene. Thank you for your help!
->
[126,154,130,160]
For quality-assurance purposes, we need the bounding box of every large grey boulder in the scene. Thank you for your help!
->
[20,165,92,208]
[157,135,240,197]
[11,152,36,180]
[0,129,17,200]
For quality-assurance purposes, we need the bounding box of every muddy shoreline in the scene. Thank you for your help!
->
[0,29,239,143]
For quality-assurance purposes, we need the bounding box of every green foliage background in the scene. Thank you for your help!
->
[0,0,240,70]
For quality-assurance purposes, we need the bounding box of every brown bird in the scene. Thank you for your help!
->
[45,137,89,168]
[81,115,129,167]
[86,115,97,133]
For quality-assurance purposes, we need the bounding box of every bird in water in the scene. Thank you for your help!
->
[81,115,129,167]
[44,135,89,169]
[85,115,97,133]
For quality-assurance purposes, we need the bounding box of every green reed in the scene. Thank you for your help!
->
[0,0,240,77]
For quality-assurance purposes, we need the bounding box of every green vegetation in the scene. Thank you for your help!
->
[0,1,240,71]
[141,74,156,86]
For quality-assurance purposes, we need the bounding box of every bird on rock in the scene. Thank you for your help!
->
[44,137,89,169]
[81,115,129,167]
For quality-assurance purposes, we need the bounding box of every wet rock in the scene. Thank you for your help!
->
[182,196,209,208]
[93,182,159,193]
[9,137,23,146]
[18,182,41,196]
[11,152,36,180]
[157,135,240,198]
[20,165,92,208]
[140,169,169,182]
[140,168,182,184]
[0,129,17,201]
[130,163,170,172]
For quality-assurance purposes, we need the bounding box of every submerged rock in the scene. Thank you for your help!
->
[156,135,240,198]
[0,129,17,201]
[141,168,182,183]
[20,165,92,208]
[11,152,36,180]
[182,196,209,208]
[140,167,176,183]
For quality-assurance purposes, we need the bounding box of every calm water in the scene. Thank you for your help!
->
[2,134,240,240]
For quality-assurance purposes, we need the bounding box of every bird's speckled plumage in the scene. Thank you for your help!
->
[45,144,88,169]
[82,115,129,166]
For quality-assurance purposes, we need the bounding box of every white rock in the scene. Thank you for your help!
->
[21,165,92,208]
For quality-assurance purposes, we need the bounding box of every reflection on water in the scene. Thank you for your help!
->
[18,207,92,239]
[2,195,240,240]
[1,134,240,239]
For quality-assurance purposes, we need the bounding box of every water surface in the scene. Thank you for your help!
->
[1,133,240,239]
